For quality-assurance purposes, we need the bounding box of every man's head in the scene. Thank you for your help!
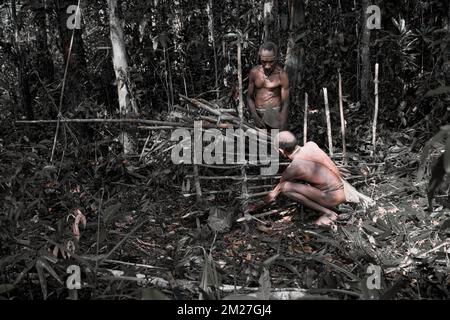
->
[276,131,298,158]
[259,42,278,77]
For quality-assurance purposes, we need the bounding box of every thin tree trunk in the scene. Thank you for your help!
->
[263,0,276,41]
[56,0,89,111]
[108,0,137,154]
[33,0,54,82]
[285,0,305,101]
[360,0,371,107]
[10,0,33,119]
[207,0,219,99]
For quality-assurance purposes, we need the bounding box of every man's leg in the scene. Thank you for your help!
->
[280,182,344,226]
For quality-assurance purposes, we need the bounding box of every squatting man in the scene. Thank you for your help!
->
[250,131,374,227]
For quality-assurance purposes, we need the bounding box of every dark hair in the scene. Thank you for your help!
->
[259,42,278,56]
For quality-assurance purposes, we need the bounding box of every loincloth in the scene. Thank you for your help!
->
[256,106,281,129]
[341,178,374,205]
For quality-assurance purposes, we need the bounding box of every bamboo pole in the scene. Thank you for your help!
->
[372,63,379,155]
[323,88,333,156]
[303,93,308,145]
[338,71,347,164]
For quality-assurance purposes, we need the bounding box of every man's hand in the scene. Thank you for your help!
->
[265,189,280,203]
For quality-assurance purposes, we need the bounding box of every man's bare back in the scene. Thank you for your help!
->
[290,142,342,178]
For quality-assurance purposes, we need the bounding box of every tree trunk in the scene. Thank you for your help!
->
[360,0,371,107]
[263,0,278,41]
[207,0,219,98]
[10,0,33,119]
[107,0,137,154]
[285,0,305,101]
[33,0,54,82]
[55,0,89,111]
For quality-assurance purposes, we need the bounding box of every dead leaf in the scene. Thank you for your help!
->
[72,209,87,241]
[244,252,252,261]
[257,268,271,300]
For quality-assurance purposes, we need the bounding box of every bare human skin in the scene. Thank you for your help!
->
[252,141,346,227]
[247,49,289,130]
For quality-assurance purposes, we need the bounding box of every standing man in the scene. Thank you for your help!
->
[252,132,374,227]
[247,42,290,130]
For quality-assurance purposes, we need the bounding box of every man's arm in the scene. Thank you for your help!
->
[279,71,290,130]
[246,69,265,127]
[265,161,302,203]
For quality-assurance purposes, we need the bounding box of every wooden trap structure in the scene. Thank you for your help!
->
[137,94,290,232]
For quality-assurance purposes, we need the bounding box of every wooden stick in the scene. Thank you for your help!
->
[193,164,202,202]
[372,63,379,155]
[304,93,308,145]
[338,71,347,165]
[323,88,333,156]
[219,109,237,114]
[235,32,248,213]
[137,126,179,130]
[237,191,269,199]
[16,118,190,127]
[185,175,281,181]
[183,190,236,197]
[180,95,221,117]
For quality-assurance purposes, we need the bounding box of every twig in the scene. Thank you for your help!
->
[104,259,167,270]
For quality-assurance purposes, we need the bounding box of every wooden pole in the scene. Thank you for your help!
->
[372,63,379,154]
[323,88,333,156]
[236,32,248,212]
[303,93,308,145]
[338,71,347,164]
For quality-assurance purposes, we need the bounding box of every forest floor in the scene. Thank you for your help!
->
[1,120,449,300]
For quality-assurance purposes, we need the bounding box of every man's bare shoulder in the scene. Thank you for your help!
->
[277,67,289,86]
[275,66,287,76]
[303,141,320,149]
[249,66,260,78]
